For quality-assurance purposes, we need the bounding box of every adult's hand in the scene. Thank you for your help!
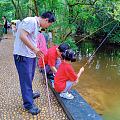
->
[33,47,44,58]
[36,50,44,58]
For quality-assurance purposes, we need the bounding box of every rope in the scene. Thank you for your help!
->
[83,23,118,67]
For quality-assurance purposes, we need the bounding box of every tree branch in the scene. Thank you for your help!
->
[27,6,36,15]
[68,0,98,7]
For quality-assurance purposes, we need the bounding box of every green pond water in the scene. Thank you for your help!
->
[73,42,120,120]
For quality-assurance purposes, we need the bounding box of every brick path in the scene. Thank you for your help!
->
[0,33,68,120]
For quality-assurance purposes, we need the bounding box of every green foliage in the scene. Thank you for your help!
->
[110,30,120,43]
[64,37,78,51]
[53,37,78,52]
[80,41,95,54]
[0,0,120,44]
[0,1,14,22]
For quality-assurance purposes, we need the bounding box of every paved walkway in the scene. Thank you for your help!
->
[0,33,68,120]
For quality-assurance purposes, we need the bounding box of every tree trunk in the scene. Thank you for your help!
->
[11,0,23,19]
[33,0,39,16]
[29,0,33,16]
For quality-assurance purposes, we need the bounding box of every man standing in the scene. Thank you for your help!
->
[13,11,55,115]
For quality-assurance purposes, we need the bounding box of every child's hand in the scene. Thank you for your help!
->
[75,80,79,84]
[76,67,85,82]
[80,67,84,73]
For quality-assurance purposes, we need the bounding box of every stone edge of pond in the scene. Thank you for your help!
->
[46,77,103,120]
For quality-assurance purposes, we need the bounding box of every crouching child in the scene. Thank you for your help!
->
[38,43,70,83]
[54,49,84,99]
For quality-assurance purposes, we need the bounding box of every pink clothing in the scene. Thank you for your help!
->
[36,33,48,55]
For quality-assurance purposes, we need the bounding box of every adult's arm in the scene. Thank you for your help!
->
[20,29,43,58]
[50,66,57,73]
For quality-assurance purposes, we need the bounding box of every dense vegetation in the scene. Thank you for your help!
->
[0,0,120,50]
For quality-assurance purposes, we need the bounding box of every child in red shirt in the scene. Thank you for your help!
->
[54,49,84,99]
[38,43,70,78]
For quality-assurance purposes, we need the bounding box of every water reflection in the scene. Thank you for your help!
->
[95,60,100,70]
[73,42,120,120]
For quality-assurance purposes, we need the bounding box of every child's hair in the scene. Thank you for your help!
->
[61,49,76,62]
[58,43,70,53]
[41,28,46,31]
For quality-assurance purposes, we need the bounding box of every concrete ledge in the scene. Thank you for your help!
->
[48,80,103,120]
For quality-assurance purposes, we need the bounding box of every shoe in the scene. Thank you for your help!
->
[26,105,40,115]
[51,80,54,88]
[60,92,74,100]
[33,92,40,99]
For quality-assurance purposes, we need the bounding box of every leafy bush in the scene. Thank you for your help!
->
[110,31,120,43]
